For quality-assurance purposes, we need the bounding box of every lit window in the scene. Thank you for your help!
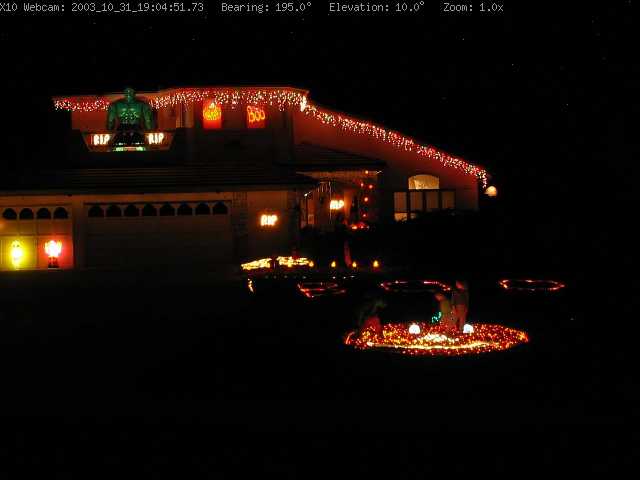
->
[202,100,222,129]
[329,199,344,210]
[247,105,266,129]
[408,174,439,190]
[260,214,278,227]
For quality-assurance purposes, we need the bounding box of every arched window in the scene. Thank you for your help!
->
[159,203,175,216]
[212,202,228,215]
[19,208,34,220]
[2,208,17,220]
[53,207,69,219]
[408,174,439,190]
[124,205,139,217]
[37,208,52,219]
[88,205,104,218]
[177,203,193,216]
[105,205,122,218]
[195,203,210,215]
[142,204,157,217]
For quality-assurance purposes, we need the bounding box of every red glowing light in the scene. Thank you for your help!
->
[345,322,529,356]
[380,279,451,294]
[297,281,347,299]
[499,279,565,292]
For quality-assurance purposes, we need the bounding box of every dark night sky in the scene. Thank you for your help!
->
[0,2,635,245]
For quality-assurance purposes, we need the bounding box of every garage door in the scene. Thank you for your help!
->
[86,201,233,268]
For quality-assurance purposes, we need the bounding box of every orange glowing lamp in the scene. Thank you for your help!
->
[351,261,358,269]
[44,240,62,268]
[247,105,266,128]
[202,100,222,129]
[372,260,380,269]
[331,260,337,268]
[309,260,315,268]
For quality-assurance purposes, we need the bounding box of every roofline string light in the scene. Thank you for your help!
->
[54,88,489,186]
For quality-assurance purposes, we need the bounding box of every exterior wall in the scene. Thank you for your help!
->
[245,190,294,259]
[0,189,299,270]
[292,109,480,213]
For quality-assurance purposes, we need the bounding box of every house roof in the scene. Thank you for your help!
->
[286,143,386,172]
[0,163,316,196]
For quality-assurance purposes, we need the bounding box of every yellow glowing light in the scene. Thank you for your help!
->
[203,101,222,121]
[345,323,529,356]
[308,260,315,268]
[408,323,421,335]
[146,132,165,145]
[330,260,337,268]
[300,96,308,112]
[92,133,111,146]
[351,261,358,269]
[247,279,255,293]
[363,196,369,203]
[485,185,498,197]
[368,184,374,190]
[372,260,380,268]
[499,279,565,292]
[44,240,62,258]
[329,199,345,210]
[260,214,278,227]
[10,240,23,268]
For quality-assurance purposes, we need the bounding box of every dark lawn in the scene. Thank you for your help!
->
[0,268,628,429]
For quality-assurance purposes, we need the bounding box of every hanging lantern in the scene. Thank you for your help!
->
[485,185,498,197]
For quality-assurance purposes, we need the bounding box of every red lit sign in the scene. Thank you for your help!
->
[203,100,222,129]
[247,105,266,128]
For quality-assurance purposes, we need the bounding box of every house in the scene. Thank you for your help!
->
[0,86,488,271]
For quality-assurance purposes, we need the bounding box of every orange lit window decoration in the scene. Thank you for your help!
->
[344,322,529,356]
[329,199,345,210]
[202,100,222,129]
[44,240,62,268]
[92,133,111,146]
[380,280,451,294]
[297,281,347,299]
[10,240,24,269]
[241,256,312,271]
[146,132,165,145]
[260,214,278,227]
[499,279,566,292]
[247,105,266,128]
[372,260,380,269]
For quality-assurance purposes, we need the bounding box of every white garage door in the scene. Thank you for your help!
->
[86,202,233,268]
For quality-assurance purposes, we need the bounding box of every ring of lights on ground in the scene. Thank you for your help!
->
[499,279,565,292]
[297,281,347,298]
[344,322,529,356]
[380,279,451,293]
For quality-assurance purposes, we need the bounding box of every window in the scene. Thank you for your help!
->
[142,204,157,216]
[53,207,69,219]
[441,191,455,210]
[19,208,34,220]
[211,202,228,215]
[106,205,121,217]
[408,174,439,190]
[177,203,193,216]
[195,203,210,215]
[246,105,266,128]
[159,203,175,216]
[202,100,222,129]
[124,205,139,217]
[88,205,104,218]
[37,208,52,219]
[426,191,439,211]
[394,192,407,222]
[2,208,17,220]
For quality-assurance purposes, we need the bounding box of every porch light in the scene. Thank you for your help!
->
[485,185,498,197]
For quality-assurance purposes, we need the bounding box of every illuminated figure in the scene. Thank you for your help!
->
[451,280,469,333]
[10,240,23,269]
[434,292,455,333]
[356,291,387,341]
[106,87,155,146]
